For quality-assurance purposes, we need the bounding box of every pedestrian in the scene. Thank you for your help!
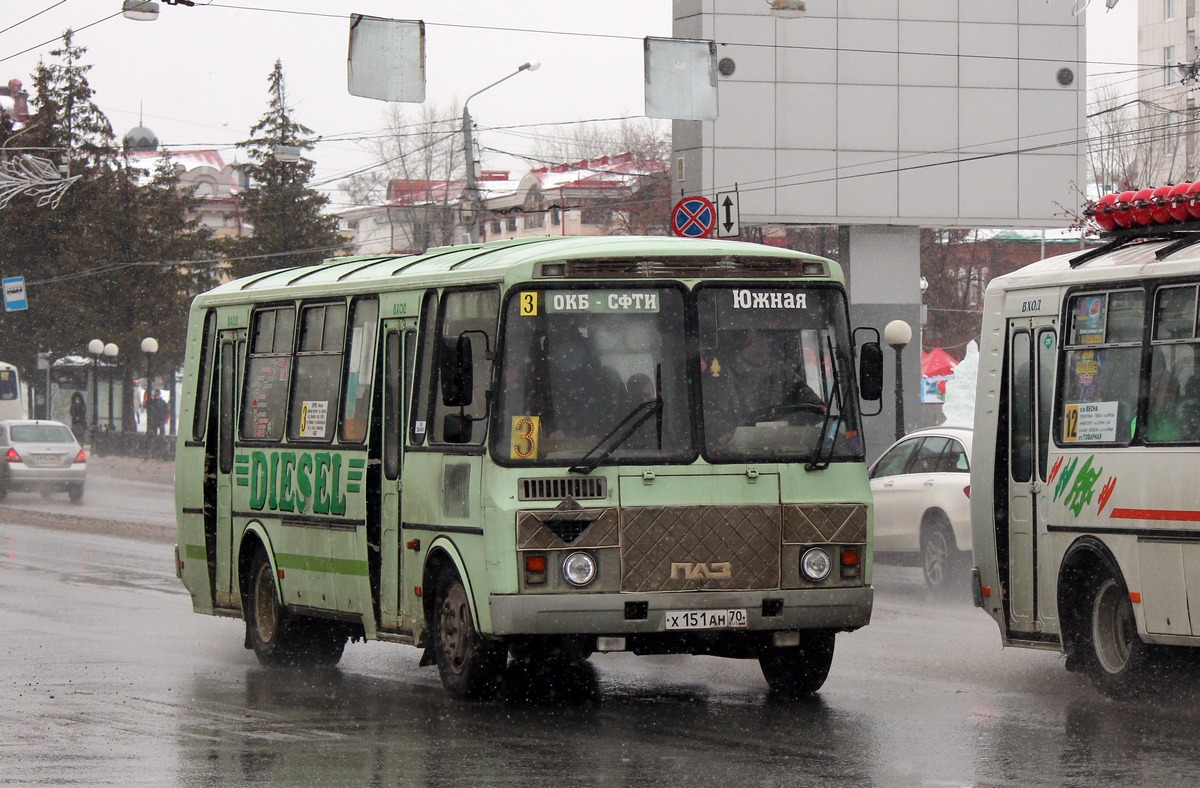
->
[147,389,168,436]
[69,391,87,441]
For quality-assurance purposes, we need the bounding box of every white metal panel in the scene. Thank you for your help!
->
[777,83,837,150]
[837,84,898,151]
[959,23,1019,88]
[838,19,899,85]
[1139,542,1191,636]
[899,86,959,150]
[776,16,838,83]
[774,149,836,217]
[715,81,775,148]
[960,87,1018,152]
[899,21,958,87]
[898,153,959,220]
[837,151,899,219]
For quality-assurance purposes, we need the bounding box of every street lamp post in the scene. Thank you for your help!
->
[87,339,104,443]
[104,342,119,430]
[884,319,913,442]
[461,62,540,243]
[141,337,158,431]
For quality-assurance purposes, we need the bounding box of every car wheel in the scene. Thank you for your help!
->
[1084,569,1154,698]
[758,629,835,697]
[68,484,85,504]
[921,516,958,591]
[432,567,506,700]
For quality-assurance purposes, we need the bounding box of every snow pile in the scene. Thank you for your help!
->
[941,340,978,429]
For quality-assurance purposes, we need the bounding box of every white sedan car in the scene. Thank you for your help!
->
[869,426,972,591]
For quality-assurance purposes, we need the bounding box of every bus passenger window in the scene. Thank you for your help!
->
[288,302,347,442]
[1148,284,1200,443]
[340,298,379,443]
[241,306,295,441]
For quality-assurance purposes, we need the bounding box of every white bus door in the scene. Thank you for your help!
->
[213,329,245,609]
[375,321,413,632]
[1005,321,1057,636]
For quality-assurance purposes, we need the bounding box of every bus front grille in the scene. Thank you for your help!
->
[620,505,780,592]
[518,476,608,502]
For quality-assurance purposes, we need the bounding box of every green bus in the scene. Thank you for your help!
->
[174,235,883,699]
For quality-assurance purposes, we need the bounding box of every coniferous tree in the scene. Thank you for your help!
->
[225,60,343,277]
[0,31,208,426]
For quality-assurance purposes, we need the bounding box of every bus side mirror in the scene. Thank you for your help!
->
[859,341,883,402]
[443,412,474,444]
[441,334,474,407]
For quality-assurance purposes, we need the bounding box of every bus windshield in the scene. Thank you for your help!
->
[495,285,693,465]
[697,285,862,463]
[494,283,863,467]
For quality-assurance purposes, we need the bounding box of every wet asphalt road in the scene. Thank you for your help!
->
[4,491,1200,785]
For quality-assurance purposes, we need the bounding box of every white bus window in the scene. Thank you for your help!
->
[1060,290,1144,445]
[1148,284,1200,442]
[432,288,498,445]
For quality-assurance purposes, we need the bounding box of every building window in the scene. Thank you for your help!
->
[506,217,518,232]
[1166,46,1177,88]
[550,208,561,226]
[524,212,544,230]
[1166,0,1177,20]
[490,220,502,235]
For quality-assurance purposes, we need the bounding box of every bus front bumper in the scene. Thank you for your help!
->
[488,586,873,637]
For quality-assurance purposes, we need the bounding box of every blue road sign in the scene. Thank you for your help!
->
[671,196,716,238]
[3,276,27,312]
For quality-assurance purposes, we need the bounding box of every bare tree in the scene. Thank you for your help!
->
[528,117,671,164]
[341,102,464,251]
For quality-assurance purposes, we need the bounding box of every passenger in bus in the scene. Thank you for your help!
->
[544,327,625,447]
[706,330,825,447]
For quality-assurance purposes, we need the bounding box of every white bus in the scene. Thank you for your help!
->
[0,362,24,421]
[972,187,1200,696]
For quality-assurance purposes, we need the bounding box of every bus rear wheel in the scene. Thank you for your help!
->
[758,630,835,697]
[432,568,506,700]
[245,551,346,668]
[1084,570,1152,698]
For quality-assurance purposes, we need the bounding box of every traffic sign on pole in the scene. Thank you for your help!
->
[671,196,716,238]
[3,276,28,312]
[715,191,740,237]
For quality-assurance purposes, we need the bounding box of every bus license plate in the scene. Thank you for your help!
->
[664,609,747,630]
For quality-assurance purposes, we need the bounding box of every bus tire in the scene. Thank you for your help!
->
[245,550,304,667]
[758,629,835,697]
[1084,568,1152,698]
[921,515,957,592]
[432,567,506,700]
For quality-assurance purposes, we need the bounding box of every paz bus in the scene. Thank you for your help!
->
[972,184,1200,697]
[174,235,884,699]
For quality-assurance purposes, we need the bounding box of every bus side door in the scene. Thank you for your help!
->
[376,320,414,632]
[214,329,245,609]
[1005,319,1057,635]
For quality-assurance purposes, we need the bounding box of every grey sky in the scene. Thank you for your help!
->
[3,1,1135,204]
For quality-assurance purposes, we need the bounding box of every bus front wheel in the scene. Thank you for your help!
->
[1084,570,1152,697]
[432,568,506,700]
[758,630,835,697]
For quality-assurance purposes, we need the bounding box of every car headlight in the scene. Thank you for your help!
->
[800,547,832,582]
[562,551,597,587]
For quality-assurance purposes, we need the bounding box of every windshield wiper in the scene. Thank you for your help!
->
[569,366,663,475]
[806,336,846,472]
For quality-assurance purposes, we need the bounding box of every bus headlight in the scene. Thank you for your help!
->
[800,547,832,582]
[562,552,597,587]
